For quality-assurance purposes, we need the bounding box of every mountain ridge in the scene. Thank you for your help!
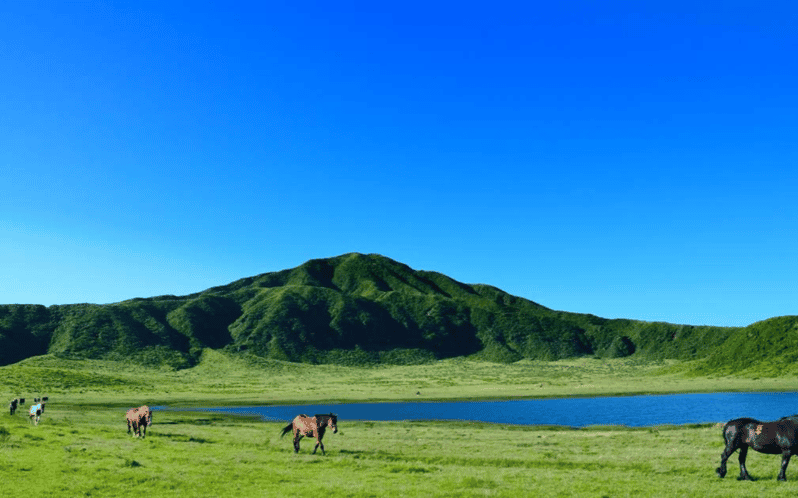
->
[0,253,793,373]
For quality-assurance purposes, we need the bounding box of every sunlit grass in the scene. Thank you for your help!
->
[2,407,796,497]
[3,352,798,496]
[3,351,796,408]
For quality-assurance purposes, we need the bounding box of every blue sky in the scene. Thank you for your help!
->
[2,1,796,327]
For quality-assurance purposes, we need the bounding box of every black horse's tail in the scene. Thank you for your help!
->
[280,423,293,438]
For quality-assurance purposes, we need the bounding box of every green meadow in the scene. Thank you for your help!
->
[5,410,795,498]
[3,351,798,496]
[3,350,797,406]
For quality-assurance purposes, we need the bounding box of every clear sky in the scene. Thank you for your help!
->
[2,1,796,327]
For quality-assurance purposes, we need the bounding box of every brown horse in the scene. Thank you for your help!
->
[126,405,153,438]
[717,415,798,481]
[280,413,338,454]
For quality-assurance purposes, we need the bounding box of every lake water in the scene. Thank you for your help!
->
[190,392,798,427]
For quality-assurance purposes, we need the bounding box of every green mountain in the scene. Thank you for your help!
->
[0,253,794,371]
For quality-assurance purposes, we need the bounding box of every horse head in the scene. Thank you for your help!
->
[327,413,338,434]
[140,406,152,426]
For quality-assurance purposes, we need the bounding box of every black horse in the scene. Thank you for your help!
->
[8,398,25,415]
[717,415,798,481]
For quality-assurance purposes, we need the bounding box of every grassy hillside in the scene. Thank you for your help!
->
[1,252,795,372]
[4,351,798,408]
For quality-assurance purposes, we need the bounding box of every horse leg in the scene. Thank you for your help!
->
[293,430,301,453]
[313,436,323,455]
[717,441,738,478]
[778,451,792,481]
[738,446,752,480]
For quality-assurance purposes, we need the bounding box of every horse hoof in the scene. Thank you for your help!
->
[716,468,726,478]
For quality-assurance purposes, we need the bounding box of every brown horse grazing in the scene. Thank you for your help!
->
[717,415,798,481]
[126,405,153,438]
[280,413,338,454]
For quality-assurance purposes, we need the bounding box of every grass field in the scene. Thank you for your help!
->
[3,351,798,496]
[2,408,797,497]
[2,350,797,406]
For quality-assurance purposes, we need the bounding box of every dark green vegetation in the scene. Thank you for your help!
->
[2,253,796,374]
[3,407,797,497]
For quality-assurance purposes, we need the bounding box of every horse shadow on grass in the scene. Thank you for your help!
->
[156,432,213,444]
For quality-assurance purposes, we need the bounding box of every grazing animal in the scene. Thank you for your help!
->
[126,405,153,438]
[29,403,45,426]
[280,413,338,454]
[9,398,26,415]
[717,415,798,481]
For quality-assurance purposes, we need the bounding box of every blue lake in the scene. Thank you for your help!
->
[190,392,798,427]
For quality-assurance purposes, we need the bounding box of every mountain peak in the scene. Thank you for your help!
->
[5,253,785,372]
